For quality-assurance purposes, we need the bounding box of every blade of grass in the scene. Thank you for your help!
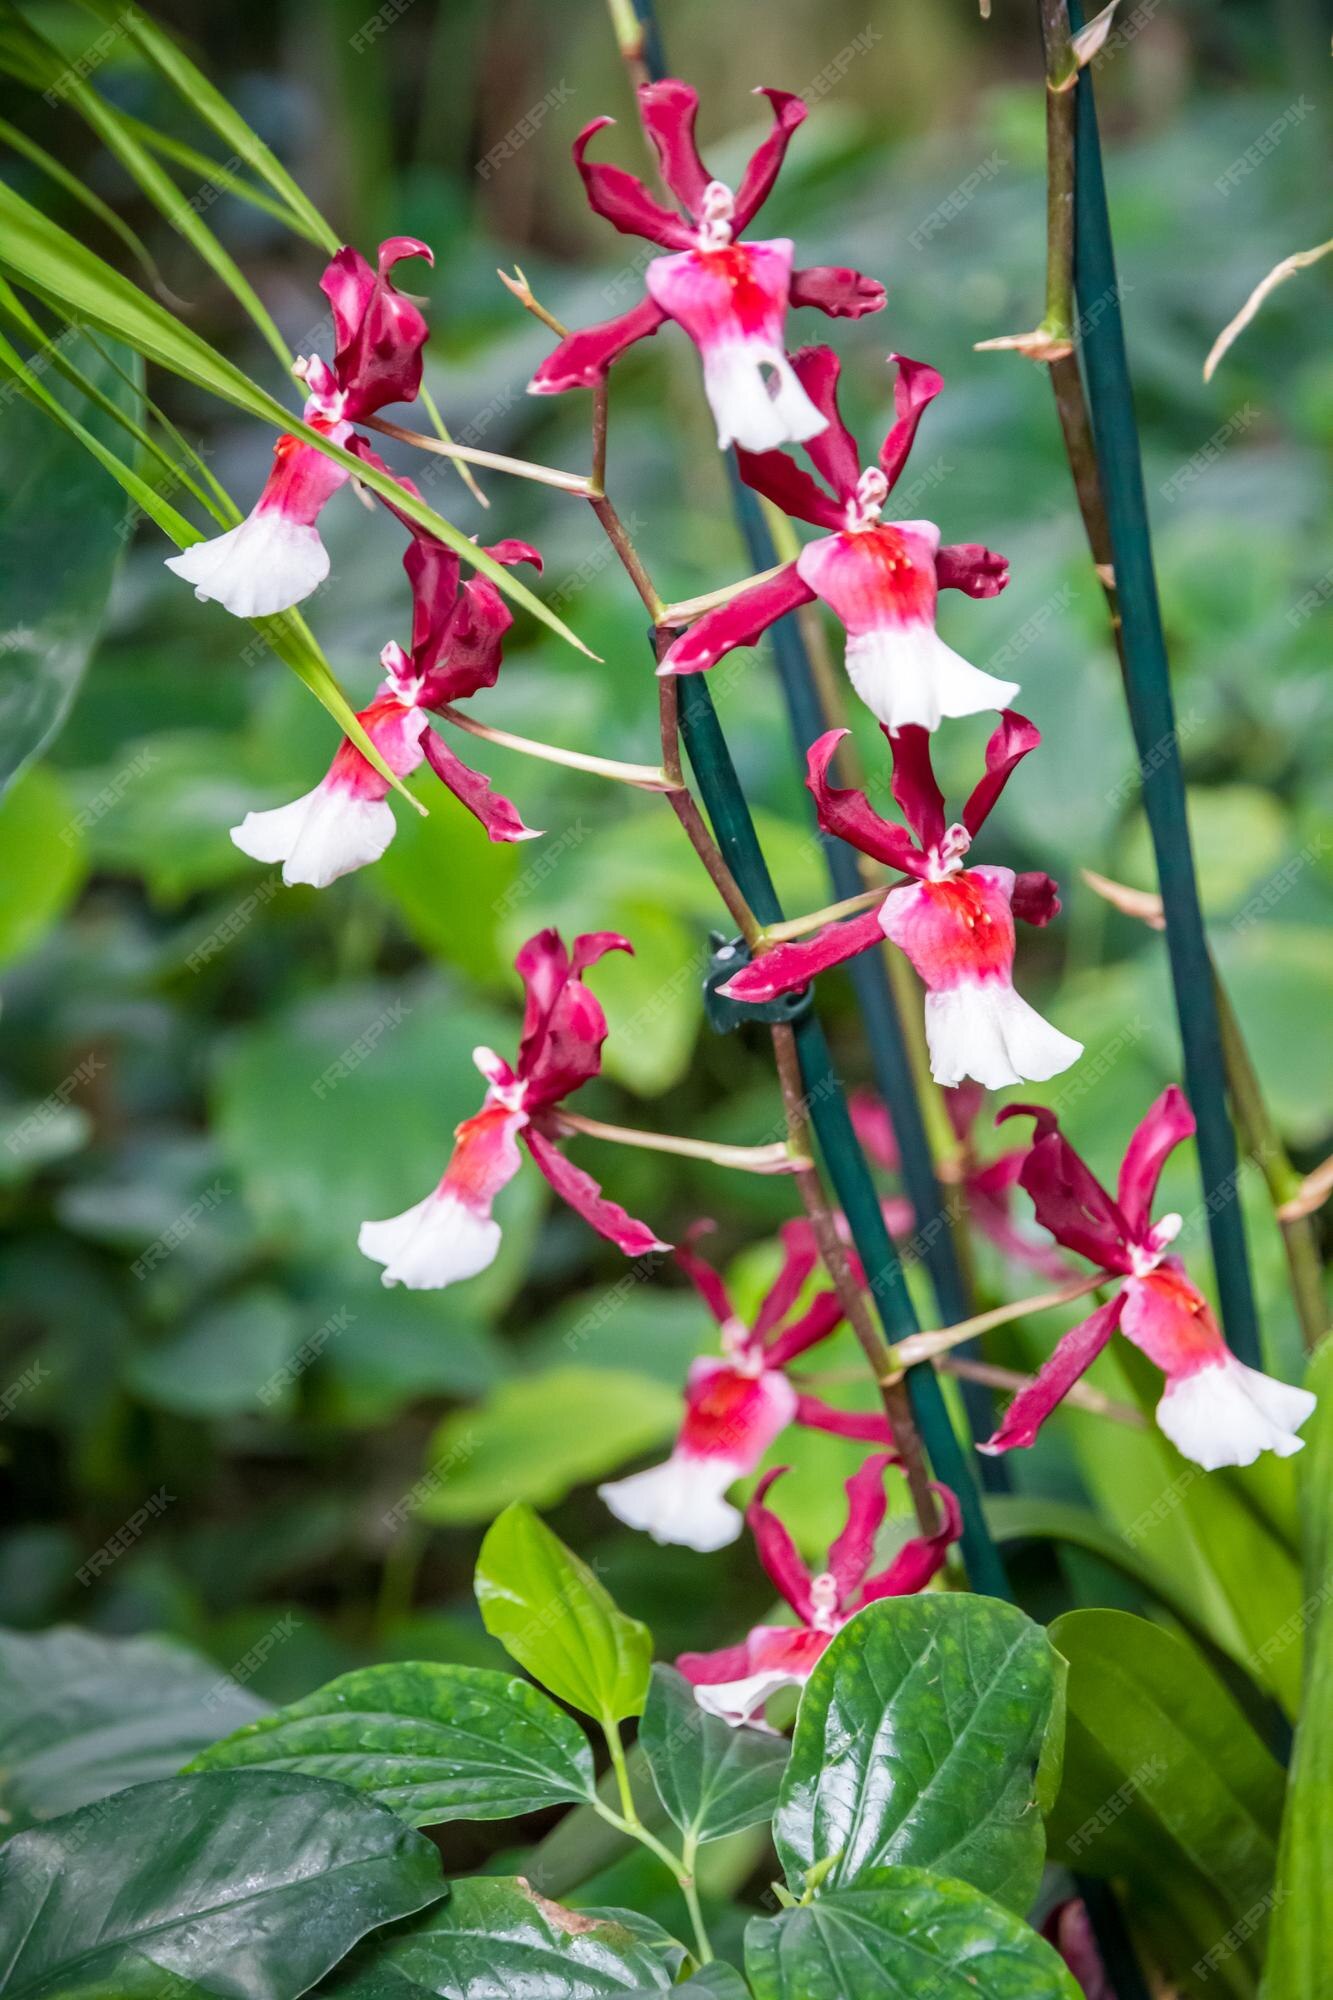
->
[116,111,329,245]
[0,110,175,300]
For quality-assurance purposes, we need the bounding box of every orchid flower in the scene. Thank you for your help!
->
[677,1456,961,1725]
[720,713,1083,1092]
[167,239,433,617]
[982,1088,1316,1469]
[232,500,543,887]
[851,1085,1071,1279]
[599,1216,898,1552]
[659,348,1014,731]
[359,929,668,1289]
[530,80,885,452]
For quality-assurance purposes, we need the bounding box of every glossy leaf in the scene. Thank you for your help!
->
[641,1664,789,1845]
[744,1869,1081,1999]
[0,1624,265,1830]
[1222,1336,1333,1998]
[322,1877,682,1998]
[0,768,85,966]
[420,1369,682,1524]
[476,1503,653,1725]
[1047,1607,1284,1997]
[0,1769,445,1999]
[187,1659,596,1826]
[774,1596,1059,1910]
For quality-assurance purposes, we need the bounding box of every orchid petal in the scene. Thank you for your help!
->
[320,237,433,419]
[936,541,1010,598]
[514,928,632,1105]
[1011,872,1062,927]
[638,80,711,211]
[1116,1084,1196,1238]
[979,1295,1127,1453]
[673,1219,737,1327]
[422,730,540,843]
[734,443,845,529]
[718,907,888,1005]
[523,1123,669,1256]
[658,564,816,677]
[752,1215,820,1338]
[763,1292,844,1368]
[879,352,944,492]
[788,345,861,497]
[746,1467,814,1620]
[792,1394,896,1443]
[807,728,925,872]
[887,724,947,852]
[857,1482,962,1598]
[789,264,887,320]
[961,709,1042,836]
[732,88,808,230]
[997,1106,1134,1271]
[530,296,670,394]
[827,1451,895,1599]
[571,117,696,248]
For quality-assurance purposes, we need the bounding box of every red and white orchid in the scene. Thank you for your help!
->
[167,239,433,617]
[359,929,668,1289]
[720,713,1082,1092]
[530,81,884,452]
[232,501,542,887]
[982,1088,1316,1469]
[851,1085,1071,1279]
[600,1217,896,1552]
[659,349,1014,730]
[677,1455,961,1725]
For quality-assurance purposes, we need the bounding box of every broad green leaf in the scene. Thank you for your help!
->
[476,1503,653,1726]
[74,0,340,252]
[125,1288,303,1416]
[0,767,85,965]
[1249,1338,1333,2000]
[774,1596,1059,1910]
[0,1769,444,1999]
[0,325,136,791]
[0,178,595,658]
[669,1971,751,1999]
[188,1660,596,1827]
[744,1869,1081,2000]
[641,1664,789,1846]
[1047,1608,1284,1998]
[419,1369,682,1525]
[0,1625,265,1830]
[321,1877,682,1998]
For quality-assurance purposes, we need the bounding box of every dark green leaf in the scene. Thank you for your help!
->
[322,1877,681,1998]
[0,1624,265,1830]
[744,1870,1081,2000]
[187,1660,596,1827]
[641,1664,788,1845]
[774,1596,1059,1910]
[476,1503,653,1726]
[0,1769,445,1998]
[0,328,135,792]
[1263,1338,1333,1997]
[0,768,85,966]
[1047,1607,1284,1996]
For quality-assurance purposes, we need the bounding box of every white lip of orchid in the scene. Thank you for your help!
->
[694,179,737,251]
[844,466,889,533]
[923,823,973,882]
[809,1571,842,1632]
[379,641,427,707]
[1128,1211,1184,1276]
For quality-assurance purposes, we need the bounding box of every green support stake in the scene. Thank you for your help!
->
[677,673,1011,1602]
[1067,0,1262,1370]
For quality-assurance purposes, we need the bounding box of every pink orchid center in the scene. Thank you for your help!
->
[844,467,889,533]
[695,178,737,251]
[796,521,938,635]
[885,870,1016,991]
[808,1571,842,1633]
[1120,1264,1227,1381]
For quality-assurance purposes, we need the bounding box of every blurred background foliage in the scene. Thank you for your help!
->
[0,0,1328,1805]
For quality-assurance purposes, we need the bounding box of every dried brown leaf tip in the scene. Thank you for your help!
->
[516,1879,631,1940]
[1081,868,1166,930]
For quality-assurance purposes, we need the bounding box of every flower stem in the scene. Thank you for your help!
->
[436,704,678,793]
[596,1720,713,1964]
[556,1110,808,1175]
[662,563,789,625]
[759,886,884,944]
[362,414,593,494]
[939,1354,1144,1427]
[892,1274,1105,1370]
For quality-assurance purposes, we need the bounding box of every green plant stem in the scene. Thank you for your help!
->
[597,1721,713,1964]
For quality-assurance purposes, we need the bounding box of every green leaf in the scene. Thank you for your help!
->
[670,1971,751,1999]
[1263,1336,1333,1998]
[774,1596,1059,1911]
[0,325,136,791]
[0,1769,445,1999]
[187,1660,596,1827]
[744,1869,1081,1999]
[125,1287,303,1417]
[419,1369,683,1525]
[640,1664,789,1845]
[476,1503,653,1726]
[1047,1607,1284,1997]
[322,1877,682,1998]
[0,767,85,965]
[0,1625,265,1831]
[0,177,595,660]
